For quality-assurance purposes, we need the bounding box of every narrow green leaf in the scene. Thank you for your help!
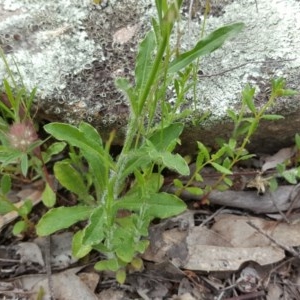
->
[210,162,233,175]
[185,187,203,196]
[261,114,284,121]
[36,206,92,236]
[228,139,236,150]
[216,184,229,191]
[295,133,300,149]
[20,153,28,177]
[238,154,255,161]
[3,79,16,109]
[168,23,244,73]
[227,109,237,122]
[211,146,228,160]
[197,141,210,161]
[135,31,156,97]
[242,85,256,114]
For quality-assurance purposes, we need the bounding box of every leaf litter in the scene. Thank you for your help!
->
[2,146,300,299]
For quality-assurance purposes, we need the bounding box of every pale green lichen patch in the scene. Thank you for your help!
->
[179,0,300,122]
[0,0,99,97]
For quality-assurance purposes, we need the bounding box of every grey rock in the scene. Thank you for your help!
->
[0,0,299,154]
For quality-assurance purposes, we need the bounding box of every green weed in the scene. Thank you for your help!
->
[0,0,297,284]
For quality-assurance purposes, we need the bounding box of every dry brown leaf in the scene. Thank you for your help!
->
[183,244,284,271]
[35,232,78,268]
[261,146,296,172]
[144,212,287,272]
[213,214,300,247]
[25,268,98,300]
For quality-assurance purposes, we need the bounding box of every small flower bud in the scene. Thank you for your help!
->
[8,121,38,152]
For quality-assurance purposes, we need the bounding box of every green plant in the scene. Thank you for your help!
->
[0,49,66,233]
[35,0,245,282]
[174,78,298,199]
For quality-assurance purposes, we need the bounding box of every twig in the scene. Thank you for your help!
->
[45,236,55,300]
[269,191,289,223]
[246,220,300,258]
[199,206,225,227]
[198,59,296,79]
[285,184,300,219]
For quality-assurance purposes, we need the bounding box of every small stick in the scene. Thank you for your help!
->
[198,59,295,79]
[45,236,55,300]
[246,221,300,258]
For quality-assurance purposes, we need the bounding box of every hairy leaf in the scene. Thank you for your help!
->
[36,206,92,236]
[115,192,186,219]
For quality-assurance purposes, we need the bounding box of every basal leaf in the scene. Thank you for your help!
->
[168,23,244,73]
[115,192,186,219]
[79,122,103,150]
[82,206,106,246]
[44,122,112,191]
[54,161,89,199]
[72,230,92,259]
[36,206,92,236]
